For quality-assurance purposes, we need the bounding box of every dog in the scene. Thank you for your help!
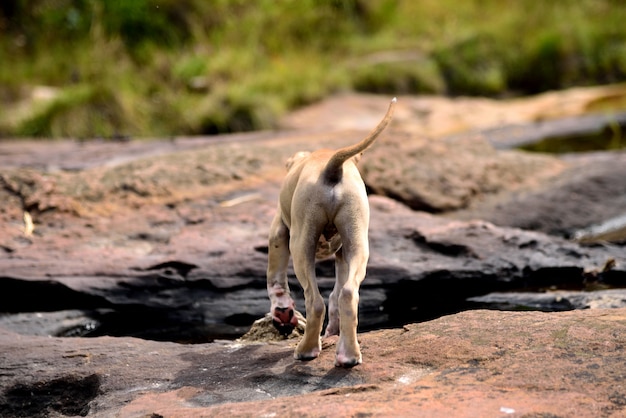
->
[266,97,396,367]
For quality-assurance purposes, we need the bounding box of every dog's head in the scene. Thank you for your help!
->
[285,151,311,171]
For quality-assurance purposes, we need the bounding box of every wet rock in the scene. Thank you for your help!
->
[1,308,624,417]
[475,111,626,150]
[0,373,100,417]
[0,310,104,338]
[574,213,626,244]
[365,196,626,324]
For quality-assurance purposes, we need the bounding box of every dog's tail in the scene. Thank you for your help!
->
[323,97,396,183]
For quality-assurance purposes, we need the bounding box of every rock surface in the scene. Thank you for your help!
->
[450,150,626,238]
[361,133,563,212]
[1,308,624,417]
[1,190,624,341]
[1,87,626,416]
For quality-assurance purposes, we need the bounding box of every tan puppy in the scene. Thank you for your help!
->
[267,98,396,367]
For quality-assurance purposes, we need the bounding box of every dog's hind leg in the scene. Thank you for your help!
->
[334,211,370,367]
[267,212,298,335]
[290,221,326,361]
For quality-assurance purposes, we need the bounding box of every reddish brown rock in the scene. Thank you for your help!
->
[451,150,626,238]
[1,91,626,342]
[1,89,626,417]
[361,132,563,212]
[1,308,624,417]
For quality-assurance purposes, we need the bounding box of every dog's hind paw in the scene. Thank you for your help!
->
[335,338,362,367]
[294,346,321,361]
[294,351,319,361]
[335,353,362,368]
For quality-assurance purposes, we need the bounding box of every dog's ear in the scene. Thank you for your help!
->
[286,151,311,170]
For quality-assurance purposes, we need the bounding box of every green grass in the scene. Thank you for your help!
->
[1,0,626,138]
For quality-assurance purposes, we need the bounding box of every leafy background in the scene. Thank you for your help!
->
[1,0,625,138]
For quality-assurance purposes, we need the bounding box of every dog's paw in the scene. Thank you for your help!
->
[294,350,320,361]
[295,335,322,361]
[271,305,298,336]
[294,345,321,361]
[335,337,362,368]
[335,352,362,368]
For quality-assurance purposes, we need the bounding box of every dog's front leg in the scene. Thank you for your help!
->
[267,213,298,335]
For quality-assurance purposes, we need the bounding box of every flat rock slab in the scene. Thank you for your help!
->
[1,90,626,341]
[1,87,626,417]
[1,308,624,417]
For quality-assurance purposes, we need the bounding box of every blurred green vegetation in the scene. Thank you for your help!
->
[1,0,626,138]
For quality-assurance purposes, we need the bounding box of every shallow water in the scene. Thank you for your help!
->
[518,118,625,153]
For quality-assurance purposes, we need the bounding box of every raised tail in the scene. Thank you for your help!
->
[323,97,397,183]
